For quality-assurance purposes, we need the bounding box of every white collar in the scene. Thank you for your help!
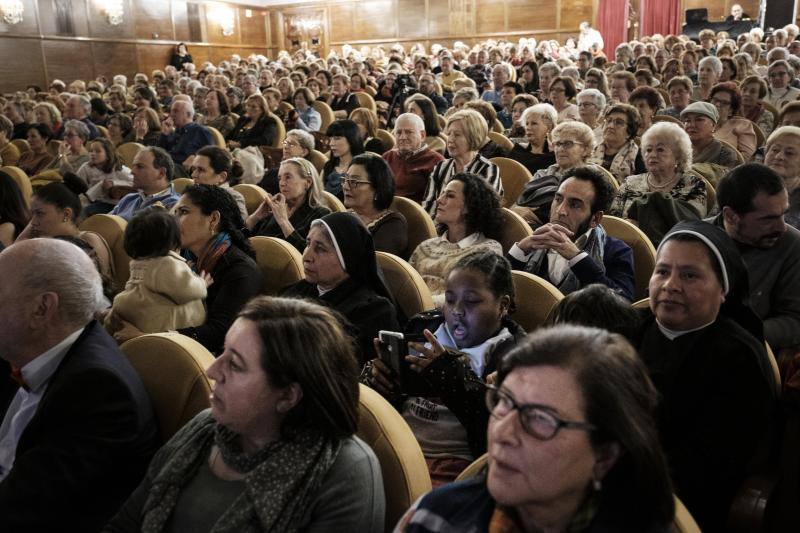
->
[21,327,85,392]
[656,319,715,340]
[442,231,484,249]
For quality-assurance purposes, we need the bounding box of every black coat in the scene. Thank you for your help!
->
[0,321,158,532]
[179,245,261,355]
[282,277,399,365]
[227,114,278,148]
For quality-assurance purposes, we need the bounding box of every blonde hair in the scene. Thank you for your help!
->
[33,102,61,125]
[281,157,324,208]
[446,109,488,151]
[766,125,800,148]
[551,120,596,154]
[349,107,379,139]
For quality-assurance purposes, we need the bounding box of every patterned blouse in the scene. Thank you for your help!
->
[610,172,708,218]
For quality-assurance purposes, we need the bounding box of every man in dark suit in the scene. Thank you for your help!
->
[0,238,158,532]
[507,166,636,300]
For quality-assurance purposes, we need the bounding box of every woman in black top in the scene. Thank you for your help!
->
[227,94,277,149]
[245,157,331,251]
[170,43,193,71]
[506,103,557,175]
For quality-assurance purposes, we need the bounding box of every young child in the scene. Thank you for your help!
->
[110,208,207,333]
[77,137,134,218]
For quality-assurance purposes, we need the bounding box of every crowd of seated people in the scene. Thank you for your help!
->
[2,20,800,532]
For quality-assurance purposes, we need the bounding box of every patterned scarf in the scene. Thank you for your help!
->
[744,102,765,123]
[521,225,607,295]
[183,231,232,275]
[590,139,639,185]
[140,412,341,533]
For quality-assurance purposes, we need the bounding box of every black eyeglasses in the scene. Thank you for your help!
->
[485,385,596,440]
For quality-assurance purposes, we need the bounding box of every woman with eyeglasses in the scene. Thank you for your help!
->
[589,103,646,185]
[244,157,331,252]
[396,325,676,532]
[258,129,316,195]
[709,82,757,161]
[365,251,525,487]
[342,153,408,257]
[512,121,603,228]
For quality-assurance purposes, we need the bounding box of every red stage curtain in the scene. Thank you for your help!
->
[641,0,682,37]
[597,0,629,58]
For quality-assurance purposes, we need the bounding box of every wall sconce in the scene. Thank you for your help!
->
[208,5,235,36]
[0,0,24,25]
[102,0,124,26]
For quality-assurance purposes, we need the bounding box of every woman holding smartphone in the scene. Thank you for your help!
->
[363,251,525,487]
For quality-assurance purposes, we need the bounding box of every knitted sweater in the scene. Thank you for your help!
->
[383,147,445,202]
[410,233,503,307]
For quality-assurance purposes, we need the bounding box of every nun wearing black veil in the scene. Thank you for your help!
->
[634,220,776,532]
[282,212,400,365]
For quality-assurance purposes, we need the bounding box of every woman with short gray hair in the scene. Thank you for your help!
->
[577,88,607,142]
[45,119,90,175]
[694,56,722,101]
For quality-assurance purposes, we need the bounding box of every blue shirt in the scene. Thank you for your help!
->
[481,90,501,105]
[110,185,181,221]
[157,122,214,164]
[295,106,322,132]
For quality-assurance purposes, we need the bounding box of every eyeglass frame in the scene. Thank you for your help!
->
[551,139,585,150]
[342,174,372,188]
[485,384,596,440]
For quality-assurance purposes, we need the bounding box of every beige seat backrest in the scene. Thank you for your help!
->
[79,214,131,288]
[232,183,268,215]
[249,236,304,295]
[357,384,432,532]
[752,121,765,149]
[765,342,782,397]
[172,177,194,194]
[492,118,504,133]
[364,85,377,97]
[1,166,32,206]
[29,169,63,189]
[427,136,446,155]
[278,101,294,116]
[10,139,30,154]
[390,196,436,257]
[455,453,487,481]
[490,157,532,207]
[268,112,285,148]
[206,126,226,148]
[120,333,215,444]
[762,101,780,125]
[376,251,435,319]
[308,149,329,174]
[601,215,656,300]
[596,165,620,190]
[375,129,396,151]
[499,207,533,254]
[46,139,61,158]
[488,131,513,153]
[116,142,145,168]
[354,92,377,114]
[436,114,446,131]
[313,101,335,132]
[718,139,746,165]
[674,496,702,533]
[511,270,563,331]
[96,125,110,139]
[322,191,346,212]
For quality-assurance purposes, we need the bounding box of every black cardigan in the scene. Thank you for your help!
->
[227,115,277,148]
[247,200,331,252]
[178,246,261,355]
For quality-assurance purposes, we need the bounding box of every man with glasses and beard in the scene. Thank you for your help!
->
[506,166,635,301]
[713,163,800,352]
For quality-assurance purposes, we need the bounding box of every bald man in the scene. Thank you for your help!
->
[0,239,157,531]
[383,112,444,202]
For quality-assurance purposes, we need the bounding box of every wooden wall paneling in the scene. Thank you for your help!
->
[92,41,138,82]
[328,2,354,43]
[507,0,556,32]
[136,43,173,79]
[0,0,41,36]
[475,0,506,34]
[205,2,240,45]
[398,0,428,39]
[428,0,452,37]
[134,0,174,40]
[239,7,266,45]
[173,0,191,41]
[87,0,136,39]
[0,37,46,92]
[559,0,594,30]
[42,40,94,83]
[353,0,395,40]
[187,44,210,65]
[37,0,90,36]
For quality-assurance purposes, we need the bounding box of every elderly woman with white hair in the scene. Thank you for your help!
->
[577,88,607,143]
[764,126,800,228]
[610,122,707,241]
[766,60,800,109]
[693,56,722,101]
[512,120,603,227]
[506,103,557,174]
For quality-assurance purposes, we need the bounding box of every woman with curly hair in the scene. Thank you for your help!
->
[410,172,504,306]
